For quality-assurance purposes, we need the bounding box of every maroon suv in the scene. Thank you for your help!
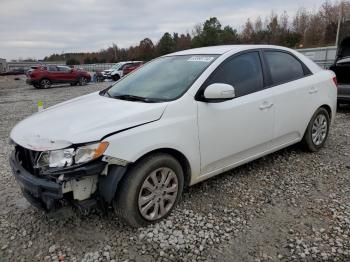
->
[26,65,91,89]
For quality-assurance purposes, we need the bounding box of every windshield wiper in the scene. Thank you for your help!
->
[105,89,112,97]
[113,94,157,103]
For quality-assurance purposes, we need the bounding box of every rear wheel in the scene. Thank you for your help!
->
[39,79,51,89]
[78,76,88,86]
[114,153,184,227]
[112,74,120,81]
[301,107,330,152]
[96,76,104,82]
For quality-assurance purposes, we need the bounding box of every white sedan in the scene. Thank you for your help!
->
[10,45,337,227]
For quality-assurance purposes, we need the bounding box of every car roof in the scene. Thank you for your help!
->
[164,45,292,56]
[163,44,322,74]
[119,61,143,64]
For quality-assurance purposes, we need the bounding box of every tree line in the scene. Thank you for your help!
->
[43,1,349,65]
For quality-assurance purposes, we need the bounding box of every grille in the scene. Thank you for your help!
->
[16,146,41,176]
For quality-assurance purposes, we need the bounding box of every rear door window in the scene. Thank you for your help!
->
[48,65,58,72]
[264,51,305,85]
[121,63,133,70]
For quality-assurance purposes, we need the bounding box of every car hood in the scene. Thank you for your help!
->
[10,92,168,151]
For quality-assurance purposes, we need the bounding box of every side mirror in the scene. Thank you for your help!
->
[203,83,235,102]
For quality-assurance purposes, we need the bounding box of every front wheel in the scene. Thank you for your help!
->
[39,79,51,89]
[301,107,330,152]
[114,153,184,227]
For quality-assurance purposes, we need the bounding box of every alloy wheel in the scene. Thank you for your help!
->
[40,79,51,89]
[79,77,87,86]
[138,167,178,221]
[311,114,328,146]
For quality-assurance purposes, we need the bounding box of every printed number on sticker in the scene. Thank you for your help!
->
[187,56,214,62]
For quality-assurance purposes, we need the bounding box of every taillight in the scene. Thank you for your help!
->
[333,76,337,86]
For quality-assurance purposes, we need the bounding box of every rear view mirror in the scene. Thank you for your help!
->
[203,83,235,102]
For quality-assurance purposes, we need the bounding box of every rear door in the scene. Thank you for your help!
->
[197,51,275,175]
[47,65,60,83]
[120,63,133,77]
[262,50,315,147]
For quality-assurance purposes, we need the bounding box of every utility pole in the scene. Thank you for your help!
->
[113,44,117,62]
[335,1,343,47]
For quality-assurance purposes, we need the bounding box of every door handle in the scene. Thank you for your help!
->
[266,102,274,109]
[309,87,318,94]
[259,101,274,110]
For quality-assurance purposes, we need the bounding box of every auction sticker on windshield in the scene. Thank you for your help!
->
[187,56,214,62]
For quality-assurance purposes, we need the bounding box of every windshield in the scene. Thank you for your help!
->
[106,55,217,102]
[110,63,123,70]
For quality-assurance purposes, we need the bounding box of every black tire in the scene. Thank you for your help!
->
[70,83,77,86]
[33,84,40,89]
[78,76,88,86]
[39,78,51,89]
[112,74,120,81]
[114,153,184,227]
[301,107,330,152]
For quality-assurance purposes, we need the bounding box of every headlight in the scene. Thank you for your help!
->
[75,142,109,164]
[36,141,108,168]
[37,148,74,168]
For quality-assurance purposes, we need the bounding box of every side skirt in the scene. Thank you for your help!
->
[191,138,301,186]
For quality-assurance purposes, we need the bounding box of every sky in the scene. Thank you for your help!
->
[0,0,324,60]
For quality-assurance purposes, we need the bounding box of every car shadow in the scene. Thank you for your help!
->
[184,142,302,194]
[27,83,94,90]
[338,103,350,113]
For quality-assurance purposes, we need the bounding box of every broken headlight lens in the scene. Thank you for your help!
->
[36,142,109,168]
[37,148,75,168]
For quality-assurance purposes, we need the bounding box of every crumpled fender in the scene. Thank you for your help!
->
[99,165,128,203]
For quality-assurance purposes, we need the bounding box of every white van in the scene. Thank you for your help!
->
[10,45,337,227]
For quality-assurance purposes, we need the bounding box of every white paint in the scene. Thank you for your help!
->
[203,83,235,99]
[10,45,337,187]
[10,91,167,150]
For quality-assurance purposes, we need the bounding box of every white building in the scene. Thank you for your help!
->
[6,61,65,71]
[0,58,6,72]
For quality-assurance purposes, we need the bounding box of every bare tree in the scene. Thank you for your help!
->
[280,11,289,32]
[293,8,309,37]
[241,19,255,43]
[254,16,263,32]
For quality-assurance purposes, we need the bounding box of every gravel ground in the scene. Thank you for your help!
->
[0,75,350,262]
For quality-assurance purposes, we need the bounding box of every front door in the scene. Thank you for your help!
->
[197,51,275,176]
[57,66,76,82]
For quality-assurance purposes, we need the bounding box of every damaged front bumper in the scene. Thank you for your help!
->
[9,150,107,211]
